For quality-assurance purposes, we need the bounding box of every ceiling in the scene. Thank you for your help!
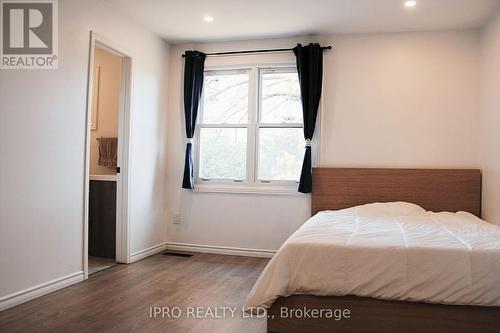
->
[106,0,500,43]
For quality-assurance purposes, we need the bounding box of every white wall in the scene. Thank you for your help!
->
[319,32,479,168]
[0,0,169,303]
[480,11,500,225]
[166,30,481,253]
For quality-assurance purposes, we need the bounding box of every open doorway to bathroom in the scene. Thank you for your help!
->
[88,46,121,275]
[83,32,132,279]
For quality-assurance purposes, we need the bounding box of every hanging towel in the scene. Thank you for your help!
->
[98,137,118,167]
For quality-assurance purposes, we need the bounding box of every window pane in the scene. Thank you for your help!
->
[261,72,302,124]
[202,72,249,124]
[199,128,247,180]
[258,128,303,181]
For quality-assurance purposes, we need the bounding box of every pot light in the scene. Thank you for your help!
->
[403,0,417,8]
[203,15,214,23]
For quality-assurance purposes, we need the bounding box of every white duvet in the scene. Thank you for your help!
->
[245,202,500,309]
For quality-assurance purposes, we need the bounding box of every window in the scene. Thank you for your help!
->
[196,66,305,190]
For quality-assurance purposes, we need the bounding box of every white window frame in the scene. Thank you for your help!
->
[194,63,311,195]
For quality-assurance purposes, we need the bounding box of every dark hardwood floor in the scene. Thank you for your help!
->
[0,253,269,333]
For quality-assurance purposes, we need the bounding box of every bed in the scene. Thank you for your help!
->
[245,168,500,332]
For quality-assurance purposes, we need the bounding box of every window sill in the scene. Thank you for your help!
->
[192,183,307,196]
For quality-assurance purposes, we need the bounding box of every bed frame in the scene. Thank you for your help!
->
[311,168,482,217]
[267,168,500,333]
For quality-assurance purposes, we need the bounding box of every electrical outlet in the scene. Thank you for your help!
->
[173,213,182,225]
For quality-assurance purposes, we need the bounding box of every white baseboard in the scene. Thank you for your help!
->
[129,242,167,263]
[0,271,84,312]
[165,242,276,258]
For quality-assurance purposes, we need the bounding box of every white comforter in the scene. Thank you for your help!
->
[245,202,500,309]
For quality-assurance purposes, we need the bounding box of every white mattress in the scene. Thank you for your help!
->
[245,202,500,309]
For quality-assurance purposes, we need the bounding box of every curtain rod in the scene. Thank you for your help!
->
[182,45,332,57]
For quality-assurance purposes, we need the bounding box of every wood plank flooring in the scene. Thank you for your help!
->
[0,253,269,333]
[88,256,116,275]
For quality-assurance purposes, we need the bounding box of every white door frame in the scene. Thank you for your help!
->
[83,31,133,279]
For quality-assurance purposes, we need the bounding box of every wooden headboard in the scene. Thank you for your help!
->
[312,168,482,217]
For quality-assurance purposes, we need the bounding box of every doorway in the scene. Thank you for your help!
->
[83,32,132,279]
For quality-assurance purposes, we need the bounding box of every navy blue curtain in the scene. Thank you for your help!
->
[293,43,324,194]
[182,51,206,189]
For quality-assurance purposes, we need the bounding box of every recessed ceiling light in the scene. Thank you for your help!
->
[403,0,417,8]
[203,15,214,23]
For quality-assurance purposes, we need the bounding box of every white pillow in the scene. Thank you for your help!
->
[357,201,426,217]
